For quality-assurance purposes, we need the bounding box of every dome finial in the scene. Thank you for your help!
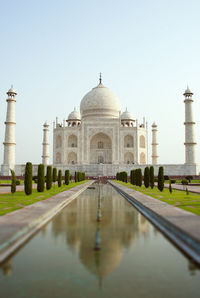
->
[99,72,102,84]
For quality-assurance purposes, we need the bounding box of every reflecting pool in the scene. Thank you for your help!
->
[0,183,200,297]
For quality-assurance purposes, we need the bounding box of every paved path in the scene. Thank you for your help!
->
[165,183,200,194]
[0,184,37,194]
[110,181,200,264]
[0,180,94,263]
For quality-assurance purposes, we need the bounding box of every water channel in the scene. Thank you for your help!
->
[0,183,200,297]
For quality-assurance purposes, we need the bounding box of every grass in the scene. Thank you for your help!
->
[0,181,87,216]
[115,180,200,216]
[0,180,25,185]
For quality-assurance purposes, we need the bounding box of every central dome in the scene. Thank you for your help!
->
[80,80,121,119]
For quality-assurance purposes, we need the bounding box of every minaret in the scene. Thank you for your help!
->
[42,121,50,165]
[151,122,158,165]
[1,86,17,175]
[184,86,196,164]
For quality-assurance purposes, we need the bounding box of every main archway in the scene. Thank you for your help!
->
[90,133,112,164]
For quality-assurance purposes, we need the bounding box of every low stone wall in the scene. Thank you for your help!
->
[1,163,199,177]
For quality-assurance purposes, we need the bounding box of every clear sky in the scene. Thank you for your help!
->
[0,0,200,165]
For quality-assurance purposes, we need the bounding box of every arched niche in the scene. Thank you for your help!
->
[68,152,77,164]
[56,152,61,163]
[124,152,134,164]
[124,135,134,148]
[56,135,62,148]
[68,134,77,147]
[140,135,145,148]
[140,152,146,164]
[90,132,112,164]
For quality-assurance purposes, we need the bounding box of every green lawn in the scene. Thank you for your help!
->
[115,181,200,216]
[0,181,87,216]
[0,180,24,185]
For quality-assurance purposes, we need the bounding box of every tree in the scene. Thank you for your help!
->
[10,169,16,194]
[75,171,77,182]
[158,166,164,192]
[138,169,142,187]
[24,162,32,195]
[144,167,150,188]
[46,166,52,190]
[150,166,154,189]
[132,170,136,185]
[37,164,45,192]
[58,170,62,187]
[53,167,57,186]
[65,170,70,185]
[169,180,172,193]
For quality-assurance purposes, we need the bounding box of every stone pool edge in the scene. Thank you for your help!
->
[0,180,95,264]
[109,180,200,265]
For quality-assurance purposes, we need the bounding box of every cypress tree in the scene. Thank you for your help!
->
[75,171,77,182]
[135,169,138,186]
[65,170,70,185]
[24,162,32,195]
[10,169,16,194]
[46,165,52,190]
[150,166,154,189]
[130,170,134,184]
[158,166,164,191]
[169,180,172,193]
[58,169,62,187]
[52,167,57,186]
[138,168,142,187]
[144,167,150,188]
[37,164,45,192]
[133,170,136,185]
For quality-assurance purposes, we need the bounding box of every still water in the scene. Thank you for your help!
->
[0,183,200,298]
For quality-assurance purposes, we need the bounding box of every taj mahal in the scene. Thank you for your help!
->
[0,75,199,176]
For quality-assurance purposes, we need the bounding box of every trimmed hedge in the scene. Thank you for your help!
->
[10,169,16,194]
[65,170,70,185]
[46,165,52,190]
[144,167,150,188]
[158,166,164,192]
[24,162,32,195]
[150,166,154,189]
[37,164,45,192]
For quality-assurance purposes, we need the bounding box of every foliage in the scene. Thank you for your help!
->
[16,180,20,186]
[37,164,45,192]
[170,179,176,184]
[10,169,16,194]
[157,166,164,192]
[137,169,142,187]
[169,180,172,193]
[58,170,62,187]
[186,176,193,183]
[150,166,154,189]
[46,166,52,190]
[164,175,169,180]
[65,170,70,185]
[144,167,150,188]
[24,162,32,195]
[186,187,189,195]
[181,179,188,185]
[53,167,57,184]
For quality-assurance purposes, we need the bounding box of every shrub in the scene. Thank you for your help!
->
[65,170,70,185]
[164,175,169,180]
[186,187,189,195]
[186,175,193,183]
[154,178,158,182]
[16,180,20,185]
[37,164,45,192]
[181,179,188,185]
[150,166,154,189]
[58,170,62,187]
[138,169,142,187]
[24,162,32,195]
[170,179,176,184]
[46,166,52,190]
[52,167,57,184]
[169,181,172,193]
[75,171,77,182]
[157,166,164,192]
[144,167,150,188]
[132,170,136,185]
[32,175,38,183]
[10,169,16,194]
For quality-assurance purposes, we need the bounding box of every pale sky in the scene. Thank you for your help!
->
[0,0,200,165]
